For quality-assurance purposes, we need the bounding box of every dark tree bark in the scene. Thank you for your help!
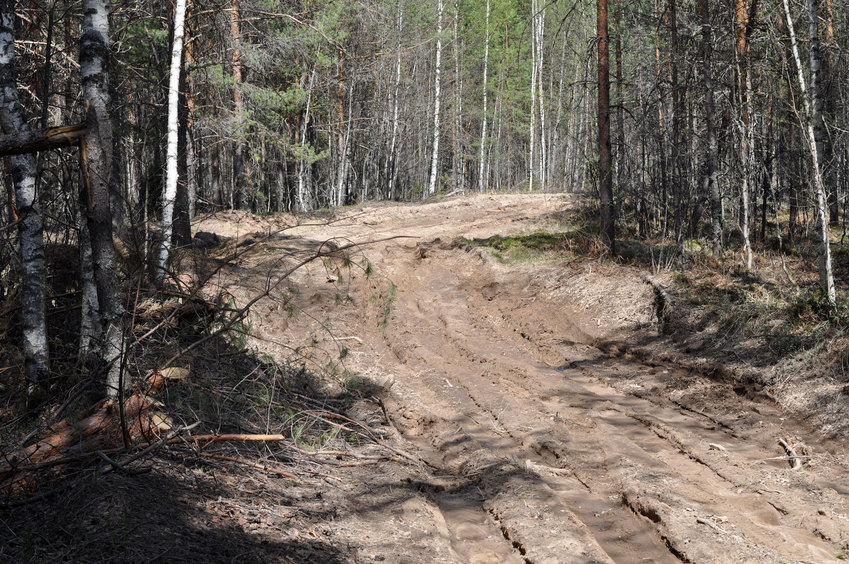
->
[819,0,838,224]
[698,0,721,253]
[597,0,615,252]
[0,0,48,403]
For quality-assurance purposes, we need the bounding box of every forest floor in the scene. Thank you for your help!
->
[4,193,849,562]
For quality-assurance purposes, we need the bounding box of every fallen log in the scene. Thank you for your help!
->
[0,369,179,490]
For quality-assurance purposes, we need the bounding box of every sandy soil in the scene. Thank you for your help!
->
[185,194,849,563]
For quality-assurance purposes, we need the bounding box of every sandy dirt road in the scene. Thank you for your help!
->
[197,194,849,563]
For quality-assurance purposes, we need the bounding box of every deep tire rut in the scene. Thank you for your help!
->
[223,195,849,562]
[367,241,848,563]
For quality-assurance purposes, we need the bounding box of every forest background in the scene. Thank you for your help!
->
[0,0,847,404]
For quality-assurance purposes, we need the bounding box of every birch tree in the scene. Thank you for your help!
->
[427,0,443,197]
[782,0,836,304]
[477,0,490,193]
[158,0,189,284]
[0,0,48,403]
[79,0,126,397]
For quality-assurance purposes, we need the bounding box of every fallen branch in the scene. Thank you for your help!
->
[696,517,727,534]
[199,453,297,478]
[778,438,804,470]
[169,433,287,448]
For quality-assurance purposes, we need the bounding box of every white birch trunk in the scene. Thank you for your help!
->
[478,0,490,192]
[427,0,444,197]
[452,0,463,193]
[529,0,537,192]
[158,0,187,284]
[536,5,546,188]
[388,0,402,200]
[80,0,125,398]
[0,0,48,401]
[782,0,836,303]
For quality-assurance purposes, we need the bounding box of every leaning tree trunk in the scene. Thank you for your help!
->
[598,0,615,252]
[0,0,48,404]
[158,0,188,285]
[79,0,126,398]
[782,0,836,305]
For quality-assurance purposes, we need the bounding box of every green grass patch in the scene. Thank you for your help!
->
[465,230,577,265]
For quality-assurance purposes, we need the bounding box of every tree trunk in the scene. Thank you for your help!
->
[598,0,615,252]
[229,0,247,209]
[820,0,837,224]
[735,0,754,269]
[452,0,463,193]
[388,0,402,200]
[0,0,48,403]
[297,69,314,212]
[427,0,443,197]
[782,0,836,304]
[158,0,188,285]
[477,0,489,193]
[80,0,126,398]
[698,0,722,254]
[529,0,537,192]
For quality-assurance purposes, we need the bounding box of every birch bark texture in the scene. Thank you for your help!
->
[79,0,126,397]
[427,0,443,197]
[0,0,48,402]
[158,0,188,283]
[477,0,489,193]
[782,0,836,305]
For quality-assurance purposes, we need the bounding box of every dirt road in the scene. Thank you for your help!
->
[198,194,849,563]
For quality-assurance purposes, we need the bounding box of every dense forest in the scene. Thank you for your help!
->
[0,0,847,403]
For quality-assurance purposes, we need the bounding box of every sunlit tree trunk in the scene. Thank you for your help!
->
[158,0,188,284]
[427,0,443,197]
[388,0,402,200]
[477,0,489,192]
[529,0,537,192]
[535,4,546,189]
[0,0,48,403]
[451,1,463,193]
